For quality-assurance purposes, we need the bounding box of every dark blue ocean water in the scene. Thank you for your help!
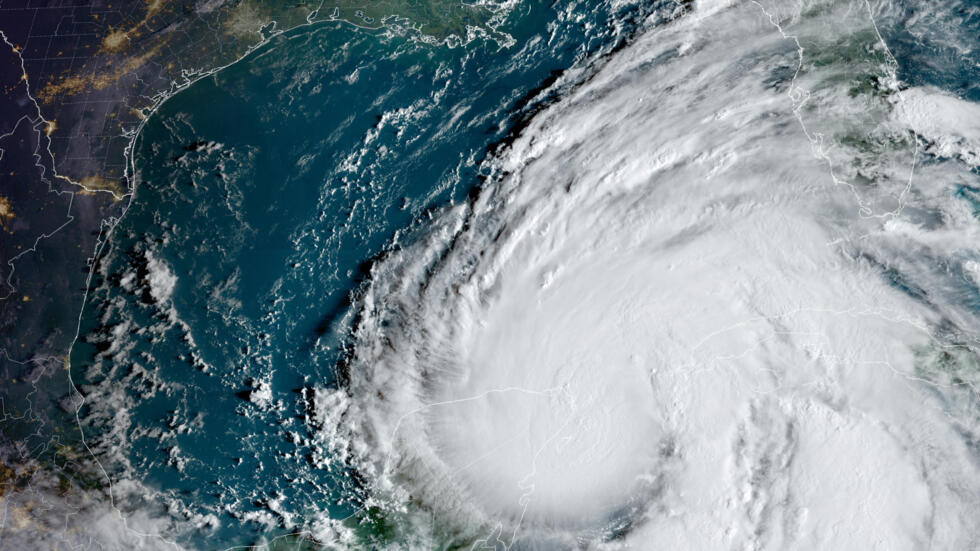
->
[70,2,674,547]
[885,1,980,102]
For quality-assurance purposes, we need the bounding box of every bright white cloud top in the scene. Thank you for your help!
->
[313,0,980,548]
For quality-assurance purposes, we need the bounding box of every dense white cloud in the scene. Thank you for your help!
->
[318,1,980,549]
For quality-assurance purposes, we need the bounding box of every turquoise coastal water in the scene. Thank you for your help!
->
[70,2,671,547]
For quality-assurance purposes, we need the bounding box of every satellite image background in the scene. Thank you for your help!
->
[0,0,979,549]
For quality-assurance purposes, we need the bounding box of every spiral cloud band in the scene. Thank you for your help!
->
[313,1,980,548]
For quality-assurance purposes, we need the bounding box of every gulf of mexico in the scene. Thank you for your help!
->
[68,1,670,548]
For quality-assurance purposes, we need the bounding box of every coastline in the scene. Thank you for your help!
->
[0,5,513,547]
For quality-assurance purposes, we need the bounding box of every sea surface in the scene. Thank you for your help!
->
[70,1,669,547]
